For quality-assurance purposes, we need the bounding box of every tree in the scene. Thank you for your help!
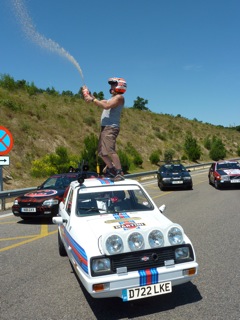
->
[81,133,103,171]
[164,149,175,163]
[118,150,130,173]
[125,142,143,167]
[132,96,149,111]
[149,150,160,165]
[203,136,212,150]
[0,74,16,90]
[62,90,74,96]
[93,91,105,100]
[209,138,226,161]
[30,146,79,177]
[184,133,201,161]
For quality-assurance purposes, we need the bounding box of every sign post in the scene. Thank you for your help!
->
[0,126,14,210]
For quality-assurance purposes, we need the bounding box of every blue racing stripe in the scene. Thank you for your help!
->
[138,268,158,286]
[97,178,114,185]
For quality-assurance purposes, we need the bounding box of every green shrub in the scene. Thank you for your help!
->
[164,149,175,163]
[209,138,226,161]
[1,99,21,111]
[149,150,160,165]
[118,150,130,173]
[184,132,201,161]
[237,146,240,156]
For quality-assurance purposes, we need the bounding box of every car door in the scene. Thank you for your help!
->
[208,163,215,183]
[59,187,74,255]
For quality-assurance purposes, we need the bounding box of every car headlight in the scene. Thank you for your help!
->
[168,227,183,245]
[221,175,230,181]
[162,178,171,181]
[183,177,192,180]
[106,235,123,254]
[43,199,59,206]
[13,200,19,205]
[148,230,164,248]
[175,247,190,261]
[92,258,111,273]
[128,232,144,251]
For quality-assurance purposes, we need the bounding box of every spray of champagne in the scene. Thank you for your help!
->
[11,0,85,84]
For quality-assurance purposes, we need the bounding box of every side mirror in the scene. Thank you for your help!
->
[159,204,166,213]
[52,217,68,225]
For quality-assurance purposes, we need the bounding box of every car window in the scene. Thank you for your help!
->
[42,177,58,188]
[41,175,77,189]
[76,186,154,216]
[66,188,74,216]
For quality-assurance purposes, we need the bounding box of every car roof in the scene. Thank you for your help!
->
[69,177,142,189]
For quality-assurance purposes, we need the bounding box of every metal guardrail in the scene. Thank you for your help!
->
[0,162,214,210]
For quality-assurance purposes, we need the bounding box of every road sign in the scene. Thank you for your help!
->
[0,126,14,155]
[0,156,10,166]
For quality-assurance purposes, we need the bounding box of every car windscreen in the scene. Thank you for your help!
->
[164,165,185,172]
[42,176,77,189]
[76,185,154,216]
[217,162,240,170]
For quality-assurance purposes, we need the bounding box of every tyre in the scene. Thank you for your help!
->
[214,179,221,189]
[159,183,166,191]
[58,230,67,256]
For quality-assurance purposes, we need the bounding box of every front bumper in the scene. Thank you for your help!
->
[12,205,58,218]
[161,180,192,188]
[74,260,198,299]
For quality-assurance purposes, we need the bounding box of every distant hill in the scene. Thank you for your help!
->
[1,83,240,190]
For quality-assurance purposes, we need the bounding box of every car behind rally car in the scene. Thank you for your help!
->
[53,175,198,301]
[12,171,97,220]
[157,162,193,191]
[208,160,240,189]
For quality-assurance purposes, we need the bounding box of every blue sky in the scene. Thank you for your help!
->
[1,0,240,127]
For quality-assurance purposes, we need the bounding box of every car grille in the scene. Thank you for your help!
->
[18,202,38,207]
[230,176,240,181]
[111,244,194,273]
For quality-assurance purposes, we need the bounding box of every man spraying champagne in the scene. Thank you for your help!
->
[82,77,127,178]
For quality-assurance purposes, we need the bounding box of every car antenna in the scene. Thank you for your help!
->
[77,160,89,185]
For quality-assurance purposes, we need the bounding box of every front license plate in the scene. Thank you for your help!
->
[231,179,240,183]
[122,281,172,301]
[21,208,36,212]
[172,181,183,184]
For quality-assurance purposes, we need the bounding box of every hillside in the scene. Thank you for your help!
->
[1,86,240,190]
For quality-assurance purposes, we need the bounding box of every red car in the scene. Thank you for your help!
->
[208,160,240,189]
[12,171,98,220]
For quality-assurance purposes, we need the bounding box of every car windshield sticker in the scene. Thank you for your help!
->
[105,217,142,224]
[223,169,240,175]
[113,213,145,230]
[25,190,58,197]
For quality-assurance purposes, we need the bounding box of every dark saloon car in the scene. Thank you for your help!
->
[12,171,98,220]
[157,163,193,191]
[208,160,240,189]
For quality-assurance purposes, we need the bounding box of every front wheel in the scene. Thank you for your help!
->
[214,179,221,189]
[58,230,67,256]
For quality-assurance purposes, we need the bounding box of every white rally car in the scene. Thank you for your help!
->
[53,175,198,301]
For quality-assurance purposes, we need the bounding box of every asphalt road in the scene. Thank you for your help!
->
[0,170,239,320]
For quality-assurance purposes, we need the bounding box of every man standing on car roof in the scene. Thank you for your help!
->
[82,77,127,178]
